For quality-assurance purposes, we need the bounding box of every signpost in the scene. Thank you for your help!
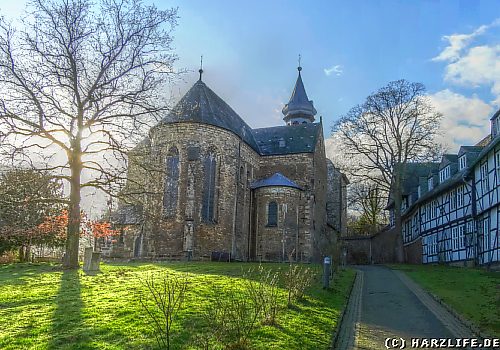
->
[323,256,331,289]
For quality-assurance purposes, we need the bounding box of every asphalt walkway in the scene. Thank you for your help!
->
[335,265,476,350]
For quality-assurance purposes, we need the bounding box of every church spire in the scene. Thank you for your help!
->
[282,63,317,125]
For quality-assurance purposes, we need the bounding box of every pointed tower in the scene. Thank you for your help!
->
[282,65,317,125]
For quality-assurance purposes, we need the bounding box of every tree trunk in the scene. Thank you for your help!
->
[393,175,405,263]
[63,149,82,269]
[18,246,25,262]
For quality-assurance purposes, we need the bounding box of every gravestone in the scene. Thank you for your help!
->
[83,247,101,272]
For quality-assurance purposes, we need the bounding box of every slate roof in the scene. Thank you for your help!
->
[250,172,302,190]
[415,169,466,205]
[157,79,323,156]
[466,134,500,177]
[386,162,440,209]
[489,108,500,120]
[440,154,458,169]
[253,123,321,155]
[160,80,260,152]
[458,145,483,155]
[282,71,317,121]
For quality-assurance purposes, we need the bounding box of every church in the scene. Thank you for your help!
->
[112,66,348,262]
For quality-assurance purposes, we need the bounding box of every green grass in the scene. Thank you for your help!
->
[0,262,355,349]
[390,264,500,336]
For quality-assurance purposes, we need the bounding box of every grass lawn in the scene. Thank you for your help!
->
[390,264,500,336]
[0,262,355,350]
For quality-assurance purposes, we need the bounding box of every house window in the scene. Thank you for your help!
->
[417,185,421,198]
[451,226,458,250]
[458,225,465,249]
[459,155,467,170]
[428,177,434,190]
[480,162,489,192]
[267,201,278,227]
[482,217,490,251]
[457,186,464,207]
[202,152,217,223]
[450,188,457,210]
[163,147,179,217]
[496,152,500,183]
[439,166,450,183]
[431,200,438,219]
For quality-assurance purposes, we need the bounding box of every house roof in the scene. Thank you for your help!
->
[160,80,260,152]
[440,154,458,168]
[250,172,302,190]
[386,162,440,209]
[252,123,321,155]
[489,108,500,120]
[465,134,500,177]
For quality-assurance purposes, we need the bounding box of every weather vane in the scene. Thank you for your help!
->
[298,54,302,71]
[199,55,204,81]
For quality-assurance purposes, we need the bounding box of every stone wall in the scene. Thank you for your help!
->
[340,226,397,264]
[404,238,423,264]
[123,122,261,261]
[253,186,303,261]
[118,121,341,263]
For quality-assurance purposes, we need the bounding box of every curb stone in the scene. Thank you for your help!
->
[330,268,358,349]
[391,268,495,339]
[331,269,364,350]
[392,269,488,349]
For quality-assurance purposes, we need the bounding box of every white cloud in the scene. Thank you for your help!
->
[323,65,343,77]
[428,89,494,151]
[444,45,500,105]
[432,23,492,62]
[432,19,500,106]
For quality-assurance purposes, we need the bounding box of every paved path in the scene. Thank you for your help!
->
[335,266,476,350]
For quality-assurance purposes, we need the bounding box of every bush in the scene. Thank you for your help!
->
[284,264,315,306]
[244,265,281,326]
[139,272,189,350]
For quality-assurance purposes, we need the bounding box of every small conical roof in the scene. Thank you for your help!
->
[282,70,317,122]
[250,172,302,190]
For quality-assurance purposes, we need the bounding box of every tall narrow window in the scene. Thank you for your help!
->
[480,162,489,192]
[496,152,500,182]
[163,147,179,217]
[267,201,278,227]
[202,152,217,223]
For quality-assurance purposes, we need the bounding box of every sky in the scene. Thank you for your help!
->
[2,0,499,152]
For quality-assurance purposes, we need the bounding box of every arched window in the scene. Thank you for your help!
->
[163,147,179,217]
[202,152,217,223]
[267,201,278,227]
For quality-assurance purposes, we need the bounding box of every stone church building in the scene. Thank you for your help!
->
[113,66,348,262]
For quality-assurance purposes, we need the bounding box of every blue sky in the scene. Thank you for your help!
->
[2,0,500,152]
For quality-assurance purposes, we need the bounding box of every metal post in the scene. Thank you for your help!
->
[323,256,331,289]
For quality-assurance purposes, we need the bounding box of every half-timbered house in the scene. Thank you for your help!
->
[388,109,500,267]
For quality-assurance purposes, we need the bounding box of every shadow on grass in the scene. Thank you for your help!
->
[0,262,62,286]
[48,270,94,350]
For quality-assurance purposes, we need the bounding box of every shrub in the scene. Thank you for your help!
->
[139,272,189,350]
[284,264,315,306]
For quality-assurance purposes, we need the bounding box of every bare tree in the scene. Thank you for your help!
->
[332,80,443,262]
[0,0,178,268]
[347,181,387,235]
